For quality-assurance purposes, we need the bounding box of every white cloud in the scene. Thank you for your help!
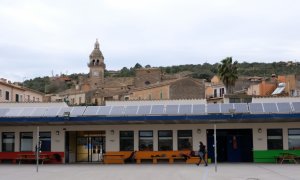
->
[1,0,300,81]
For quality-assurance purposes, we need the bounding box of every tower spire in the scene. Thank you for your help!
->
[94,39,99,49]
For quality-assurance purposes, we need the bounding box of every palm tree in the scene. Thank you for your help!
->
[217,57,238,94]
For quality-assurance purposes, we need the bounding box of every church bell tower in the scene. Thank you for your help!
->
[88,39,105,88]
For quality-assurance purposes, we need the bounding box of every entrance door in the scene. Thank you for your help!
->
[75,131,105,163]
[207,129,253,162]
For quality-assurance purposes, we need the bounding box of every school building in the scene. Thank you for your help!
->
[0,98,300,164]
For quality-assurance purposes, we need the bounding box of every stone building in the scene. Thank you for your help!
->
[57,40,206,105]
[0,78,44,102]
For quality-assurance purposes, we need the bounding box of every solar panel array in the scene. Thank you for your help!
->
[292,102,300,113]
[233,103,248,113]
[0,102,299,117]
[249,103,264,114]
[277,102,292,113]
[263,103,278,113]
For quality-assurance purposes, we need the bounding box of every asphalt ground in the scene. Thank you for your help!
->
[0,163,299,180]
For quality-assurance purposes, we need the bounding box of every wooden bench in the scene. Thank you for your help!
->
[276,153,300,164]
[0,153,17,164]
[103,151,133,164]
[17,154,50,165]
[135,151,189,164]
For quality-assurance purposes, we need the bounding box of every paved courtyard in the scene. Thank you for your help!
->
[0,163,299,180]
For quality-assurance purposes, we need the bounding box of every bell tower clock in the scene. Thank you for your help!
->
[88,39,105,89]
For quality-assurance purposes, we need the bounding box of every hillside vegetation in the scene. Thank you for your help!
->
[23,61,300,94]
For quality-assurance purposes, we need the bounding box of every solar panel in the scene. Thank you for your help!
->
[150,105,164,114]
[57,107,72,117]
[70,106,86,117]
[83,106,100,116]
[207,104,220,114]
[110,106,125,115]
[179,105,192,115]
[233,103,249,113]
[97,106,112,115]
[277,102,292,113]
[220,104,234,114]
[165,105,179,114]
[124,106,138,115]
[192,104,206,114]
[0,108,9,117]
[5,108,23,117]
[18,108,35,117]
[137,105,151,115]
[44,107,61,117]
[31,108,47,117]
[263,103,278,113]
[292,102,300,113]
[249,103,264,114]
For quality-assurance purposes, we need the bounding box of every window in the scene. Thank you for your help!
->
[214,89,217,97]
[20,132,33,151]
[267,129,283,150]
[0,89,2,97]
[5,91,9,100]
[139,131,153,151]
[178,130,192,150]
[2,132,15,152]
[220,88,225,97]
[158,130,173,151]
[120,131,134,151]
[145,81,150,85]
[288,129,300,150]
[39,132,51,151]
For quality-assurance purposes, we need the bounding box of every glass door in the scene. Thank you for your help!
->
[76,131,105,163]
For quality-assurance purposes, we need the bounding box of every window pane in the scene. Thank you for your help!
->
[20,132,33,151]
[120,131,134,151]
[158,130,172,151]
[139,131,153,151]
[39,132,51,151]
[178,130,192,150]
[139,131,153,137]
[267,129,283,150]
[288,128,300,150]
[2,132,15,152]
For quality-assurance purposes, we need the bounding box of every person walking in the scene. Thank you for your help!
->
[196,141,208,166]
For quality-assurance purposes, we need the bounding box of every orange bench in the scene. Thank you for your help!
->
[0,152,64,164]
[135,151,189,164]
[103,151,133,164]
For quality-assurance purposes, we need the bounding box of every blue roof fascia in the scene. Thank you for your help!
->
[0,113,299,123]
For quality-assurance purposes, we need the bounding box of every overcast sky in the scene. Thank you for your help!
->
[1,0,300,82]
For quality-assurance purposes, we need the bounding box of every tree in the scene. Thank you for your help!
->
[217,57,238,94]
[134,63,143,69]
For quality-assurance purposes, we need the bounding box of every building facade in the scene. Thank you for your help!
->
[0,99,300,164]
[0,78,44,102]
